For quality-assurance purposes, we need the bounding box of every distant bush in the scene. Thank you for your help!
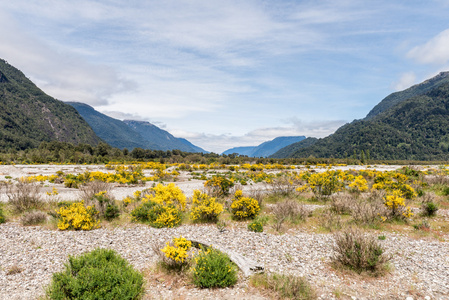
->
[332,228,391,275]
[230,190,260,220]
[20,210,47,226]
[6,180,44,213]
[192,247,237,288]
[46,248,144,299]
[204,175,234,197]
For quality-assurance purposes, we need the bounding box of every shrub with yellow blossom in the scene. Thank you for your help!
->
[143,183,186,211]
[160,236,192,269]
[230,190,260,220]
[130,200,182,228]
[190,190,223,222]
[348,175,369,193]
[56,201,100,230]
[383,190,414,219]
[204,175,234,197]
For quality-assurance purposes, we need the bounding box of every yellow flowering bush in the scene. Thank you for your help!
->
[383,190,414,219]
[307,171,344,198]
[56,201,100,231]
[204,175,234,196]
[230,190,260,219]
[131,200,182,228]
[161,236,192,269]
[348,175,369,193]
[143,183,186,211]
[190,190,223,222]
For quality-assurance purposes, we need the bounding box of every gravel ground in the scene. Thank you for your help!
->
[1,222,448,300]
[1,164,449,299]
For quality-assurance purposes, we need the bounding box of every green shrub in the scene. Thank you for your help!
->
[131,200,181,228]
[46,248,144,300]
[248,220,263,232]
[422,201,438,217]
[332,228,391,276]
[250,273,316,300]
[105,203,120,220]
[0,205,5,224]
[192,247,238,288]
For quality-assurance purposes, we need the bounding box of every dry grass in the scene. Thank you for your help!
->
[332,227,392,276]
[271,200,309,232]
[6,180,44,213]
[79,180,113,202]
[20,210,48,226]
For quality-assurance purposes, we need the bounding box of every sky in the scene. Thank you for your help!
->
[1,1,449,153]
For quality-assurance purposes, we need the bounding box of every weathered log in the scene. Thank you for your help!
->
[189,238,264,277]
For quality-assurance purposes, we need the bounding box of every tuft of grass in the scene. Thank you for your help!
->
[250,273,317,300]
[20,210,48,226]
[332,228,392,276]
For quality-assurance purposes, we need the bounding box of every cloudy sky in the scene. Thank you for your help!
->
[1,1,449,153]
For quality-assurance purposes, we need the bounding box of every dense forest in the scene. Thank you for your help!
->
[0,59,100,150]
[275,82,449,160]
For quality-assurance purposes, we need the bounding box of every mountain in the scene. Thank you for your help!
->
[177,138,208,153]
[67,102,147,150]
[0,59,101,150]
[223,136,306,157]
[271,137,318,158]
[68,102,206,152]
[123,120,207,152]
[366,71,449,119]
[222,146,256,156]
[273,73,449,161]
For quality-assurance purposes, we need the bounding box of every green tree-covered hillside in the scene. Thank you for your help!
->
[0,59,101,150]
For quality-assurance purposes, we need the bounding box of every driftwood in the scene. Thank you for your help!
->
[189,238,264,277]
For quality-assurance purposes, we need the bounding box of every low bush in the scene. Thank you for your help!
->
[230,190,260,220]
[192,247,238,288]
[46,248,144,299]
[20,210,47,226]
[332,228,391,276]
[250,273,316,300]
[130,200,181,228]
[189,190,223,222]
[248,219,263,232]
[6,180,44,213]
[271,200,308,231]
[158,236,192,270]
[0,205,5,224]
[421,201,438,217]
[56,201,100,231]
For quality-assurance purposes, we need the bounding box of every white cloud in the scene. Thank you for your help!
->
[407,28,449,65]
[170,118,347,153]
[0,10,135,105]
[392,72,416,91]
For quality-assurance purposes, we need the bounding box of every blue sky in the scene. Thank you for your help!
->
[1,1,449,153]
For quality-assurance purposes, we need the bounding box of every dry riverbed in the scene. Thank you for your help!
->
[0,164,448,299]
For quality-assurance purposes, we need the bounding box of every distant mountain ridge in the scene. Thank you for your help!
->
[0,59,101,150]
[68,102,207,153]
[272,72,449,160]
[223,136,305,157]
